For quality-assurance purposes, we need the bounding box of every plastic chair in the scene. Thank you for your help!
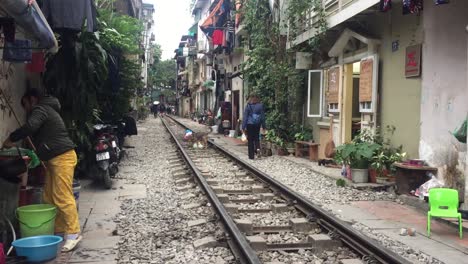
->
[427,188,463,239]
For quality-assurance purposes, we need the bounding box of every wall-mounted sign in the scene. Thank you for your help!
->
[405,44,422,78]
[296,52,313,69]
[327,67,340,104]
[359,57,373,102]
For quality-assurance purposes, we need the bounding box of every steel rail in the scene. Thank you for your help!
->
[166,115,411,264]
[161,117,262,264]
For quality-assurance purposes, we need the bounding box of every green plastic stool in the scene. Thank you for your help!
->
[427,188,463,239]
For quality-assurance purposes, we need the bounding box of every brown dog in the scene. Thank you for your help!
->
[189,132,209,148]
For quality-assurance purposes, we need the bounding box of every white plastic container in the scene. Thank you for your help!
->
[211,125,218,133]
[229,130,236,137]
[351,168,369,183]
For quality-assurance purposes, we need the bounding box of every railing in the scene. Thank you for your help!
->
[289,0,379,46]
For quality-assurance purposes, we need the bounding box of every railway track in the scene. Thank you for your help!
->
[162,115,410,264]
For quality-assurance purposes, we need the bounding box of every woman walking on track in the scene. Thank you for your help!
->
[242,93,266,160]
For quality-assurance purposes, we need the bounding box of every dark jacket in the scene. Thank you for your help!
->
[10,96,75,161]
[242,102,266,130]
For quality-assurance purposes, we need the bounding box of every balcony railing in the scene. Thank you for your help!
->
[289,0,379,47]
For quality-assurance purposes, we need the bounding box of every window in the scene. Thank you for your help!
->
[307,70,323,117]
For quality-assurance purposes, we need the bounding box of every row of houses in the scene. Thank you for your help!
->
[0,0,155,226]
[174,0,467,203]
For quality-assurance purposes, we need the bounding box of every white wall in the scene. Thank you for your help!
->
[420,0,468,185]
[0,63,27,143]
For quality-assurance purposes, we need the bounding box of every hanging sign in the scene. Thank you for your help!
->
[359,57,373,102]
[295,52,313,69]
[405,44,422,78]
[327,67,340,104]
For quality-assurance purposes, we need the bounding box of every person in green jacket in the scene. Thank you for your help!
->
[2,88,82,252]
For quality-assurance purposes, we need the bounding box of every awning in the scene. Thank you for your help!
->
[1,0,58,52]
[200,0,229,38]
[188,23,198,37]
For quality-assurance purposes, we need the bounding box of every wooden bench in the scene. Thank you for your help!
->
[295,141,320,162]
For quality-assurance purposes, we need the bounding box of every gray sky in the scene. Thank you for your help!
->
[145,0,194,60]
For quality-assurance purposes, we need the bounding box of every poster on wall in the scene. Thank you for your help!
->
[405,44,422,78]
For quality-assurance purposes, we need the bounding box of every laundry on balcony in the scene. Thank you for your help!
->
[200,0,230,38]
[40,0,98,32]
[0,0,57,51]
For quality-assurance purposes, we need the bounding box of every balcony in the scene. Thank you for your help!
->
[288,0,379,48]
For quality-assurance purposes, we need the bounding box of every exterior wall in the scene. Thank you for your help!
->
[370,3,423,159]
[420,0,468,185]
[0,63,27,143]
[304,3,423,157]
[0,61,29,227]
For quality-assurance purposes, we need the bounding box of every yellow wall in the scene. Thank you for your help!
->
[304,2,422,158]
[369,3,423,158]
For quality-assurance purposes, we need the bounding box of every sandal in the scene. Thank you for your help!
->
[61,235,82,252]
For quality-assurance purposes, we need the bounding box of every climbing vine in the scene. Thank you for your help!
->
[241,0,328,142]
[287,0,328,52]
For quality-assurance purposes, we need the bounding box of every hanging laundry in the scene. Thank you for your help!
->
[41,0,98,32]
[26,52,45,73]
[434,0,449,5]
[212,30,224,45]
[380,0,392,12]
[2,39,32,62]
[0,17,16,42]
[403,0,423,15]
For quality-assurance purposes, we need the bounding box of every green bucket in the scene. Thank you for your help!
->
[16,204,57,238]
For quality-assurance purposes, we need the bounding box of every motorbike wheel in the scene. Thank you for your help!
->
[101,169,112,189]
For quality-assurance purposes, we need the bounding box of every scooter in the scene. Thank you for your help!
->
[92,124,120,189]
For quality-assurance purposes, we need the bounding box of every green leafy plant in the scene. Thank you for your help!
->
[335,142,381,169]
[293,126,313,141]
[336,178,346,187]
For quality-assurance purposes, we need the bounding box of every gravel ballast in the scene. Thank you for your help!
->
[114,118,235,264]
[173,117,446,264]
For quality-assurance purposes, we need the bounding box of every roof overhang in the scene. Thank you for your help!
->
[328,28,381,57]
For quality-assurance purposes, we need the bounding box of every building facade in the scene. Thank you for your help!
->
[288,0,467,201]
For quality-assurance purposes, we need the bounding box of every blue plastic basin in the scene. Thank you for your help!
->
[12,235,63,262]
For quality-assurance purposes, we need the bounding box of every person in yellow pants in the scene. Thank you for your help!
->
[3,89,82,252]
[43,150,80,245]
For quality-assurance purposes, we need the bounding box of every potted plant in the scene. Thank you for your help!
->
[370,147,406,183]
[264,130,277,150]
[274,137,288,155]
[335,142,381,183]
[285,142,295,155]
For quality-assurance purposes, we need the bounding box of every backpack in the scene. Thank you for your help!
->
[249,104,262,125]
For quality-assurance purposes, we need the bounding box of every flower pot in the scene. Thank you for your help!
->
[276,148,288,156]
[369,169,377,183]
[351,168,369,183]
[286,148,295,155]
[376,177,388,184]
